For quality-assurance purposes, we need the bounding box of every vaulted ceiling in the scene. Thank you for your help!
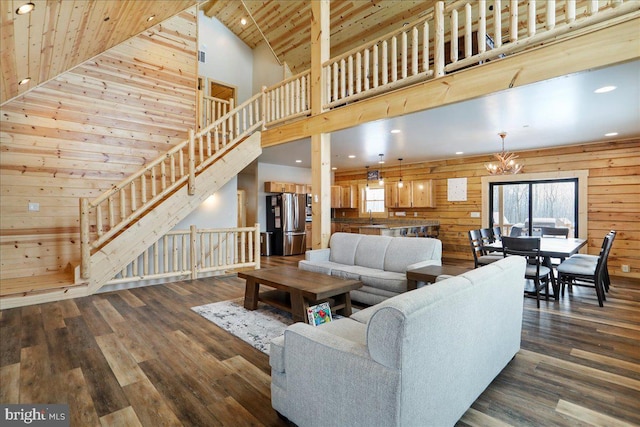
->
[0,0,198,105]
[202,0,438,74]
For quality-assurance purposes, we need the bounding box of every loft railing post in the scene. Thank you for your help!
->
[254,223,261,269]
[188,129,195,195]
[80,198,91,280]
[190,225,198,279]
[434,1,445,78]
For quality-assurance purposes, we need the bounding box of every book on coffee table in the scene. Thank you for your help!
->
[307,302,333,326]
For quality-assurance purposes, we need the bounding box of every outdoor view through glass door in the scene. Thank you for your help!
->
[489,179,578,238]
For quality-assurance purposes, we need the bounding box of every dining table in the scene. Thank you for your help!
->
[483,237,587,299]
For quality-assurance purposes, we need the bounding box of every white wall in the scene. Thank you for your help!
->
[175,177,238,230]
[257,163,311,231]
[198,11,253,102]
[252,40,285,94]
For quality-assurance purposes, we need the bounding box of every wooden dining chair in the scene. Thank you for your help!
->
[557,233,613,307]
[569,230,616,292]
[468,229,502,268]
[501,236,551,308]
[492,226,502,242]
[540,227,569,238]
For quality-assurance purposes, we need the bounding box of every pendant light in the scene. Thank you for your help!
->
[378,154,384,185]
[397,158,404,188]
[485,132,523,175]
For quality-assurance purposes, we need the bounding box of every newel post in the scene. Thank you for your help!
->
[190,225,198,280]
[80,198,91,279]
[188,129,195,195]
[254,223,261,269]
[434,1,445,78]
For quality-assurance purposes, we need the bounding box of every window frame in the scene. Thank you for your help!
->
[358,183,388,219]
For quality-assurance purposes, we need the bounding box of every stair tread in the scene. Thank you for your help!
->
[0,273,82,297]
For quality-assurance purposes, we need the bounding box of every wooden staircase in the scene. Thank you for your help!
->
[0,95,264,309]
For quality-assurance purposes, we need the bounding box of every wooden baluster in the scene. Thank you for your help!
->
[546,0,556,31]
[191,226,198,280]
[588,0,598,15]
[80,198,90,279]
[348,55,354,97]
[340,58,346,100]
[154,241,159,274]
[465,4,472,58]
[173,235,179,272]
[494,0,502,48]
[248,228,254,263]
[279,86,285,119]
[451,9,458,63]
[412,27,418,75]
[163,235,169,272]
[130,181,137,212]
[382,40,388,85]
[271,89,276,120]
[151,166,157,197]
[566,0,576,24]
[434,1,445,77]
[141,175,147,204]
[209,232,215,266]
[234,232,238,263]
[284,82,290,118]
[218,233,223,267]
[178,150,184,178]
[206,132,211,157]
[227,232,232,266]
[143,248,149,276]
[356,52,362,93]
[120,189,126,221]
[423,21,429,72]
[373,44,379,88]
[132,257,138,277]
[254,224,260,269]
[248,102,253,126]
[241,231,246,263]
[108,196,115,229]
[528,0,536,37]
[169,155,175,184]
[510,0,518,43]
[391,36,398,82]
[221,119,226,147]
[96,204,104,237]
[214,126,220,152]
[234,110,240,138]
[242,107,247,133]
[478,1,486,55]
[401,31,407,79]
[364,48,370,90]
[188,129,195,195]
[121,266,127,279]
[160,161,167,191]
[199,231,205,271]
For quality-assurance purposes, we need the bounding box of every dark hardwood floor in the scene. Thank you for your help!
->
[1,255,639,426]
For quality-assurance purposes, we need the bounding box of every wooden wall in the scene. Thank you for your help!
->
[334,139,640,279]
[0,9,197,280]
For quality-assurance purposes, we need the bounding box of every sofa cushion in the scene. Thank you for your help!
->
[384,237,442,273]
[350,286,399,306]
[298,260,334,275]
[354,235,393,270]
[358,270,407,293]
[328,233,363,265]
[315,318,367,346]
[270,335,286,373]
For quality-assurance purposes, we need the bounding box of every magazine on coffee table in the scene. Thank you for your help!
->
[307,302,333,326]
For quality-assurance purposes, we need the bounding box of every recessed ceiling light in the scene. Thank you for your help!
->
[16,2,35,15]
[390,129,401,134]
[348,155,356,159]
[331,167,337,170]
[594,85,616,94]
[295,159,302,163]
[18,77,31,85]
[240,18,247,25]
[455,151,464,155]
[147,15,155,22]
[604,132,618,137]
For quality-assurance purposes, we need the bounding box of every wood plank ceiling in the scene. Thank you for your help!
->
[202,0,438,74]
[0,0,198,105]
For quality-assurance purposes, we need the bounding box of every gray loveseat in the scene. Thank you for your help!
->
[270,256,527,427]
[298,232,442,305]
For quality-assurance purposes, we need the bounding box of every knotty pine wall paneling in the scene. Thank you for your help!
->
[0,8,198,281]
[333,140,640,279]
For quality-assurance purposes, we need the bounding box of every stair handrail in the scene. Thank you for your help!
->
[80,91,265,280]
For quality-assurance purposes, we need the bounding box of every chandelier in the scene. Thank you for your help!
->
[485,132,523,175]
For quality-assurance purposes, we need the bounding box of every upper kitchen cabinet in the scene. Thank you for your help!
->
[412,180,435,207]
[341,185,358,209]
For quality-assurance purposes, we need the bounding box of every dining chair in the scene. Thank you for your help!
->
[557,233,613,307]
[540,227,569,238]
[480,228,501,254]
[468,229,502,268]
[564,230,616,294]
[426,225,439,238]
[501,236,551,308]
[492,226,502,242]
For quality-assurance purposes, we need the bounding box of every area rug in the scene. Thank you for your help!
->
[191,299,292,355]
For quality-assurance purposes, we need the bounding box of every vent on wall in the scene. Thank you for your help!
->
[198,50,206,63]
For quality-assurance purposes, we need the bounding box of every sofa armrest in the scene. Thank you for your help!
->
[407,259,442,271]
[305,248,331,262]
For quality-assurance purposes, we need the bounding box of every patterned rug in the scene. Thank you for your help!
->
[191,298,292,355]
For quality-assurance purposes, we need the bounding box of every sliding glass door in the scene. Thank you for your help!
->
[490,179,578,238]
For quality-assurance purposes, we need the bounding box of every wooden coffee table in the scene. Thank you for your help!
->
[406,265,472,290]
[239,267,363,323]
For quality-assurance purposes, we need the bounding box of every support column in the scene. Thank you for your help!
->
[310,0,331,249]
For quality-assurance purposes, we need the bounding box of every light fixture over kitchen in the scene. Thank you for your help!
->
[485,132,523,175]
[397,158,404,188]
[378,153,385,164]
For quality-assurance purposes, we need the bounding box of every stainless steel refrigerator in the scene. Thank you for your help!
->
[266,193,306,256]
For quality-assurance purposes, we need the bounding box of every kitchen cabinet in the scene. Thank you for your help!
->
[340,185,358,209]
[264,181,296,193]
[412,180,435,207]
[331,186,342,208]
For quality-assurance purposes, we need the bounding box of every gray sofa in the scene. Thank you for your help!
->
[298,232,442,305]
[270,256,526,427]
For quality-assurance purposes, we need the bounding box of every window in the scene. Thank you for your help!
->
[364,186,385,213]
[489,178,578,237]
